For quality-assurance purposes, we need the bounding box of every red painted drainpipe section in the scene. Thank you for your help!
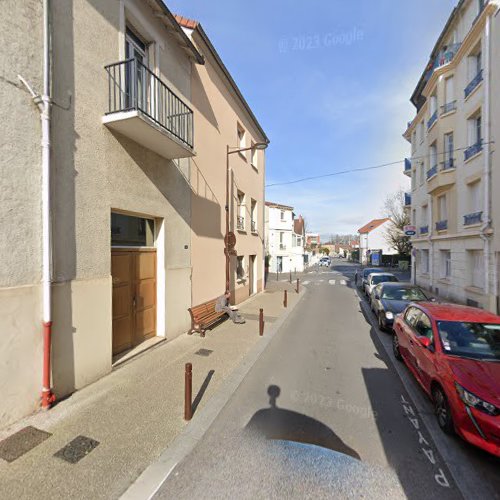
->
[41,321,55,409]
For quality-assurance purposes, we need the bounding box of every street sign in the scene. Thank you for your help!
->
[224,232,236,249]
[404,225,417,236]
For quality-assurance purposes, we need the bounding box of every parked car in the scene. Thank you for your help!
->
[370,283,430,331]
[356,267,379,289]
[393,302,500,457]
[364,273,398,297]
[319,257,331,267]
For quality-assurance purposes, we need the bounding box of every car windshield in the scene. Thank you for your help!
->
[437,321,500,360]
[381,287,427,301]
[371,275,398,285]
[363,269,378,278]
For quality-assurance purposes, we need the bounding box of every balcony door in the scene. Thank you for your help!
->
[125,27,148,111]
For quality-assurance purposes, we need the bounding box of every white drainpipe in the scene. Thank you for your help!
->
[40,0,55,408]
[481,15,492,310]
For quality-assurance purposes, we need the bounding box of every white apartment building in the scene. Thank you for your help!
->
[265,202,305,273]
[358,218,397,264]
[404,0,500,312]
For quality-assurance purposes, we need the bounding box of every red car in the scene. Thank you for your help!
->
[393,302,500,457]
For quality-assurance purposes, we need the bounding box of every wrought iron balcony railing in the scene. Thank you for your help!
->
[442,158,455,171]
[420,226,429,235]
[237,216,245,231]
[427,110,438,130]
[464,69,483,98]
[404,158,412,173]
[404,193,411,206]
[424,43,462,84]
[464,141,483,161]
[427,165,438,180]
[105,58,194,148]
[464,211,483,226]
[436,220,448,231]
[251,220,257,233]
[279,244,287,251]
[441,101,457,115]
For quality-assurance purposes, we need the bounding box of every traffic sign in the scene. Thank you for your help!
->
[404,225,417,236]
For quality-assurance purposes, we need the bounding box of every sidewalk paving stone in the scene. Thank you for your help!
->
[0,281,302,500]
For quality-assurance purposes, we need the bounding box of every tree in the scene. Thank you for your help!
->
[382,190,412,256]
[319,247,330,256]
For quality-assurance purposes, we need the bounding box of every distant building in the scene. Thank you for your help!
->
[265,202,305,273]
[306,233,320,248]
[358,218,397,264]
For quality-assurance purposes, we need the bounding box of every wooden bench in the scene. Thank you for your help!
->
[188,298,228,337]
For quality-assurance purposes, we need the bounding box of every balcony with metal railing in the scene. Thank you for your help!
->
[103,58,194,159]
[424,43,462,85]
[464,69,483,98]
[279,243,287,251]
[464,141,483,161]
[464,211,483,226]
[404,158,412,177]
[420,226,429,235]
[427,110,438,130]
[251,220,257,233]
[441,101,457,115]
[442,158,455,171]
[404,193,411,207]
[436,220,448,232]
[237,216,245,231]
[427,165,438,180]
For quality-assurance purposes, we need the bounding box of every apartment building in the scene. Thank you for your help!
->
[0,1,267,428]
[403,0,499,311]
[175,16,268,305]
[265,203,305,273]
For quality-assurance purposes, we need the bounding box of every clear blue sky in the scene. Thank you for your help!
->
[168,0,457,238]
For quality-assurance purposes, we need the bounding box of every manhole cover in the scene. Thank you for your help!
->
[195,349,213,357]
[54,435,99,464]
[0,426,52,463]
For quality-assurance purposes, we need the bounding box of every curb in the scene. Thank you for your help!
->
[121,287,308,500]
[357,294,494,500]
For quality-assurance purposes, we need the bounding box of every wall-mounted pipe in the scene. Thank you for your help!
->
[41,0,55,409]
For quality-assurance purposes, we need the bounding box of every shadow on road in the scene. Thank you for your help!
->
[245,385,360,460]
[193,370,215,414]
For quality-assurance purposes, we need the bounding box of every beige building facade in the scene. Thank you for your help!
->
[0,1,267,428]
[404,0,499,312]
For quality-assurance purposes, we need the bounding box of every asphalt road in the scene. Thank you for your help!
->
[153,260,499,499]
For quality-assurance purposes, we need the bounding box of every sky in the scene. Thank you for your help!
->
[167,0,458,239]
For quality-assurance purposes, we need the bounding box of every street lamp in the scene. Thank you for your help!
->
[225,142,268,295]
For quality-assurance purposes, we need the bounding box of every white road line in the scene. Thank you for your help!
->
[329,280,336,285]
[318,279,324,283]
[302,281,310,285]
[340,280,347,285]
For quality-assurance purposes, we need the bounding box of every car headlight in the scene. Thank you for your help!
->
[385,311,394,320]
[455,383,499,416]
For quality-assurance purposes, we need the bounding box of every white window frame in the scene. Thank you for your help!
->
[421,249,430,274]
[250,141,258,168]
[438,194,448,221]
[237,124,246,159]
[441,250,452,278]
[468,181,481,213]
[468,250,484,289]
[236,255,246,280]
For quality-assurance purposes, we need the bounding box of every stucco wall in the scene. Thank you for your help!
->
[0,0,194,428]
[189,29,266,306]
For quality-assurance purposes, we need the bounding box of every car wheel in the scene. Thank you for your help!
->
[378,313,387,332]
[432,387,454,435]
[392,333,403,361]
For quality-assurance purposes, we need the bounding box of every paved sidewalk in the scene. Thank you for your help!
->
[0,281,303,500]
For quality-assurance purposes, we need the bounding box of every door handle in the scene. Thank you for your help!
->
[133,296,136,308]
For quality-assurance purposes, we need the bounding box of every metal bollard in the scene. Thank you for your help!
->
[296,278,300,294]
[184,363,192,420]
[284,289,288,308]
[259,308,264,336]
[289,270,292,283]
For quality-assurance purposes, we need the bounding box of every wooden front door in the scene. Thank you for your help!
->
[112,249,156,356]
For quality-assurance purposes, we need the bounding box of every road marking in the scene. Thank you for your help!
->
[340,280,347,285]
[302,281,310,285]
[329,280,336,285]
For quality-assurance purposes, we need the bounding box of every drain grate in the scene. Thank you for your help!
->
[0,426,52,463]
[54,435,99,464]
[195,348,213,357]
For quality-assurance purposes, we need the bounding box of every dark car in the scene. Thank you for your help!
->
[355,267,379,289]
[370,283,429,331]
